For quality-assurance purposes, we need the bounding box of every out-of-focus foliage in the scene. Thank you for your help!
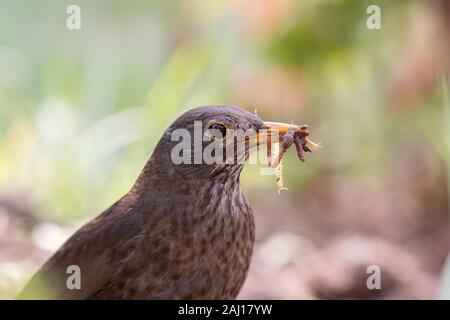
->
[0,0,449,299]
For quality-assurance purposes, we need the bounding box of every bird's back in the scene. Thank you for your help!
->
[18,197,145,299]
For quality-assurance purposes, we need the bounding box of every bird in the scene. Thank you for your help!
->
[19,105,301,299]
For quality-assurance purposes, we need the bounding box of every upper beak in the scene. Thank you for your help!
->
[261,121,309,137]
[258,122,310,144]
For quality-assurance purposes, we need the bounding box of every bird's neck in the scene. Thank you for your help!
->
[129,156,249,218]
[192,174,248,217]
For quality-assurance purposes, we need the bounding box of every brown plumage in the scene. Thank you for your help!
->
[19,105,308,299]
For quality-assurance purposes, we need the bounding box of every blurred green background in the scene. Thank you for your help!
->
[0,0,449,299]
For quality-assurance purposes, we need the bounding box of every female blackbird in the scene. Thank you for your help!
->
[19,105,301,299]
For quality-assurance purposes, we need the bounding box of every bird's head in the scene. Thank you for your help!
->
[148,105,304,183]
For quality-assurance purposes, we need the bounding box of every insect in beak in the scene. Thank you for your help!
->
[259,121,321,166]
[256,121,322,192]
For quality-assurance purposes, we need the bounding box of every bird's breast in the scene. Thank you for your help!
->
[110,179,255,299]
[169,180,255,299]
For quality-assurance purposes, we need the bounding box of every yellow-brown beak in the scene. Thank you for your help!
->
[258,121,321,151]
[261,121,303,136]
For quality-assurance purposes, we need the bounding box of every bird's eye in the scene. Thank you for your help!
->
[208,123,228,139]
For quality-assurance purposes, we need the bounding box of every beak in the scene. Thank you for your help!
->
[261,121,308,137]
[236,119,321,169]
[258,122,313,144]
[260,121,320,150]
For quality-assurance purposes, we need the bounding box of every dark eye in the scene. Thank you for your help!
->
[209,123,227,138]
